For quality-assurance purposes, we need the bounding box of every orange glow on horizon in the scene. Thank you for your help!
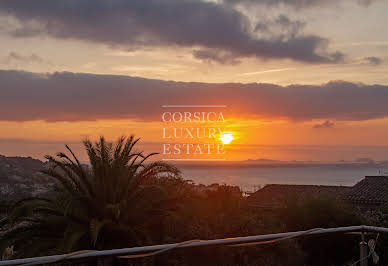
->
[2,116,388,161]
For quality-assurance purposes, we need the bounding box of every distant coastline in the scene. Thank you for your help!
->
[173,158,388,170]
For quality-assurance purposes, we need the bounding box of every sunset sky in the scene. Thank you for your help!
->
[1,0,388,161]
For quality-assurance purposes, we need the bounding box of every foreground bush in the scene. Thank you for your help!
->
[0,136,370,265]
[0,136,183,257]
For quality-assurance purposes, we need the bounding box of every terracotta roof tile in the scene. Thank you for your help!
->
[344,176,388,204]
[248,176,388,207]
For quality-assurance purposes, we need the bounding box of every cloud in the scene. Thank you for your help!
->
[256,15,306,36]
[192,49,240,65]
[223,0,379,9]
[363,56,383,66]
[357,0,380,6]
[313,120,335,128]
[0,0,344,64]
[2,51,43,64]
[241,68,295,75]
[1,70,388,122]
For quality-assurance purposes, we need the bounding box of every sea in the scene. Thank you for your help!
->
[180,164,388,192]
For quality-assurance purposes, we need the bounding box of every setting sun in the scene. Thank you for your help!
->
[220,132,234,144]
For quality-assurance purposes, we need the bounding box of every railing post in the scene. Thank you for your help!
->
[360,231,368,266]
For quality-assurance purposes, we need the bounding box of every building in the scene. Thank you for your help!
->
[247,176,388,212]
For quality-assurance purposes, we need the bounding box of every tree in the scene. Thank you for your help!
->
[278,197,365,266]
[0,136,182,258]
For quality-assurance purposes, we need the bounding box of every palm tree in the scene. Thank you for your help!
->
[0,136,183,258]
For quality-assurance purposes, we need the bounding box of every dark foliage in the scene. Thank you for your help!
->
[0,136,378,265]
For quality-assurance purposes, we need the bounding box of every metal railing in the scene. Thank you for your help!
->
[1,225,386,266]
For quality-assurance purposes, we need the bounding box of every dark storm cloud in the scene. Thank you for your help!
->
[1,70,388,122]
[0,0,344,64]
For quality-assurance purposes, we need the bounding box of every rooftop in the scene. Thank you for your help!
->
[248,176,388,208]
